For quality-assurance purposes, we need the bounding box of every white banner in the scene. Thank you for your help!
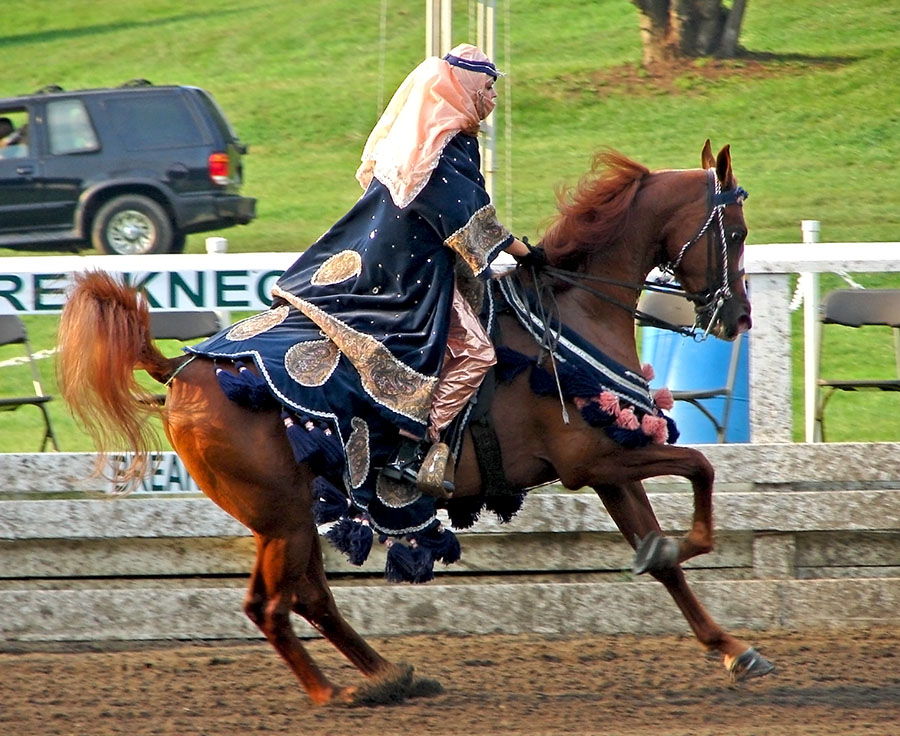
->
[0,252,297,314]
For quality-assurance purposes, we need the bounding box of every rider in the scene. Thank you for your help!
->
[270,43,535,495]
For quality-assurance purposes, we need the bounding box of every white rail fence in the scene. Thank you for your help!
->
[4,238,900,443]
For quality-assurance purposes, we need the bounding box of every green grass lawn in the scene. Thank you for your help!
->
[2,0,899,451]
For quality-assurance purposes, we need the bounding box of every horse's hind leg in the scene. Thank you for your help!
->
[248,528,424,706]
[244,532,359,705]
[595,481,774,682]
[291,531,442,704]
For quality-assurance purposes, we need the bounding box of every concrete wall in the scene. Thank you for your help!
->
[1,442,898,642]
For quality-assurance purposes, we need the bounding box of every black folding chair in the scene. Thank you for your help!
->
[815,288,900,441]
[0,315,60,451]
[146,310,225,404]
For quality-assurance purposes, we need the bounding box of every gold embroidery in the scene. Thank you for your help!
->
[271,286,436,424]
[284,339,340,387]
[445,204,510,277]
[225,305,289,341]
[454,257,485,314]
[345,417,370,489]
[376,473,421,508]
[310,250,362,285]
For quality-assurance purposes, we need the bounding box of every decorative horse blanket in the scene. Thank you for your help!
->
[187,271,677,583]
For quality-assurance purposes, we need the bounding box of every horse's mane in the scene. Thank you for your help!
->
[541,150,650,267]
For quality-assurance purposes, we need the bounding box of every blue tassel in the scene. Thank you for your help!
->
[664,415,680,444]
[312,476,348,525]
[528,364,558,396]
[555,361,603,398]
[385,543,434,584]
[215,362,275,411]
[445,495,485,529]
[605,425,650,449]
[284,413,321,463]
[316,426,345,469]
[283,412,345,476]
[413,526,461,565]
[580,401,616,427]
[325,517,373,566]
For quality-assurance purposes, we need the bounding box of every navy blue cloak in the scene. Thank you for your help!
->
[188,132,512,536]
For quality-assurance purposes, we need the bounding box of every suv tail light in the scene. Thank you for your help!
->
[208,152,230,185]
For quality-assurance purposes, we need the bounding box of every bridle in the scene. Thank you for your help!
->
[528,167,749,340]
[659,168,749,335]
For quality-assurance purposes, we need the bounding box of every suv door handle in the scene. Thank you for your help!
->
[16,165,34,176]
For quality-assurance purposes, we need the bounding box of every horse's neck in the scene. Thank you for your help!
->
[495,278,642,375]
[554,285,642,370]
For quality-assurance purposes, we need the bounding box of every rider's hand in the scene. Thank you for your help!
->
[513,237,549,271]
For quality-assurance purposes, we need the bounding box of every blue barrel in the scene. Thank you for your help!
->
[640,327,749,443]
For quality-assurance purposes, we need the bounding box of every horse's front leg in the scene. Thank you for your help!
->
[599,444,717,565]
[623,445,715,564]
[594,481,774,682]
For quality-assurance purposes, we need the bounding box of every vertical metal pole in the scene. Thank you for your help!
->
[476,0,496,201]
[441,0,453,55]
[801,219,821,442]
[426,0,454,57]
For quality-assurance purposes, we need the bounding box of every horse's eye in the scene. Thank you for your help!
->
[728,228,746,246]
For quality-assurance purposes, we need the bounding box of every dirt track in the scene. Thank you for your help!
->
[2,627,898,735]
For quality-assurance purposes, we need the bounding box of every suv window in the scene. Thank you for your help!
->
[47,99,99,154]
[0,108,31,159]
[107,94,206,150]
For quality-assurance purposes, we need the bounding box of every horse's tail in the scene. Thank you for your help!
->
[57,270,179,489]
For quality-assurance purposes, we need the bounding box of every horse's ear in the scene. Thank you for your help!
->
[715,144,733,187]
[701,139,714,169]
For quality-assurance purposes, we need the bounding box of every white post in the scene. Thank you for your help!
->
[425,0,453,58]
[476,0,497,201]
[205,236,228,254]
[800,220,821,442]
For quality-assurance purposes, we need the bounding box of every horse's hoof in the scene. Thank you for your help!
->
[728,647,775,683]
[632,531,679,575]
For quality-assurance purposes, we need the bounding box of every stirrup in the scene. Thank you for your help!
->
[380,437,425,486]
[416,442,454,499]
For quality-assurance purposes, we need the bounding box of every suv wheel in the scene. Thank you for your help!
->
[92,194,173,255]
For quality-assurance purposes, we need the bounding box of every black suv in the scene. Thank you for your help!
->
[0,80,255,255]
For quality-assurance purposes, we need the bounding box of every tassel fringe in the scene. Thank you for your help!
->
[283,411,345,476]
[215,362,276,411]
[384,540,435,583]
[498,349,678,448]
[312,476,349,525]
[325,517,373,567]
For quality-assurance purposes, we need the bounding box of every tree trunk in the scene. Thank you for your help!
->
[631,0,748,65]
[718,0,748,57]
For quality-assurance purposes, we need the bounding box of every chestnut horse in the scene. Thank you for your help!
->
[57,140,772,706]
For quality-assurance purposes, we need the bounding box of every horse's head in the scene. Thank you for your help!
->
[659,140,752,340]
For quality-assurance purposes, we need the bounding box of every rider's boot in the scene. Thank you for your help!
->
[381,436,454,498]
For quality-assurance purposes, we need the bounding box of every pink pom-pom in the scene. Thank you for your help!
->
[641,414,669,444]
[597,391,620,415]
[653,387,675,411]
[641,363,655,381]
[616,407,640,430]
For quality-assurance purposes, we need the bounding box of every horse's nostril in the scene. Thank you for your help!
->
[738,314,752,333]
